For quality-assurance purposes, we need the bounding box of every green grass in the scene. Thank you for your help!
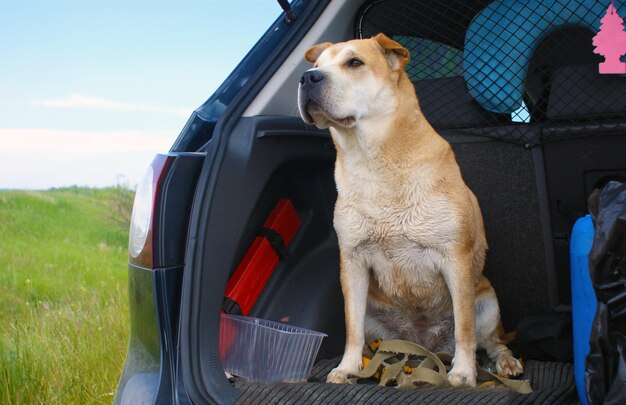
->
[0,186,134,404]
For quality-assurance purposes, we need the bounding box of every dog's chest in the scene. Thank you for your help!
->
[335,200,454,293]
[335,195,457,255]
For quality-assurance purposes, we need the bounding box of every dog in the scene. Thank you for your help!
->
[297,34,523,387]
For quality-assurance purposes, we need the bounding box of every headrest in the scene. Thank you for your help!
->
[547,64,626,120]
[414,76,504,129]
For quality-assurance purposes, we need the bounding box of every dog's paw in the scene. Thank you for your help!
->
[448,364,477,387]
[326,367,352,384]
[496,354,523,377]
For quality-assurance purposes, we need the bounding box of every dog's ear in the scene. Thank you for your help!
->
[373,33,410,70]
[304,42,333,64]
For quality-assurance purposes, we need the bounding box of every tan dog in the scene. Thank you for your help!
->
[297,34,523,387]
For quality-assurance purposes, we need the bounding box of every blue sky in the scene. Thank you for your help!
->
[0,0,281,189]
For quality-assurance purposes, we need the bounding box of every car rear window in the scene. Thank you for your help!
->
[394,36,463,80]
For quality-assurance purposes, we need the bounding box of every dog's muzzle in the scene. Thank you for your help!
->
[297,69,325,124]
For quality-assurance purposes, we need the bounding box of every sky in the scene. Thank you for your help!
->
[0,0,281,189]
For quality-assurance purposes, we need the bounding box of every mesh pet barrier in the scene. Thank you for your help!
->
[356,0,626,147]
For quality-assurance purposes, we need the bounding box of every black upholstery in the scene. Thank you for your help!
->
[547,64,626,121]
[414,77,508,129]
[445,134,550,331]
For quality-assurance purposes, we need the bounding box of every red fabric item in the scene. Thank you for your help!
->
[223,199,301,315]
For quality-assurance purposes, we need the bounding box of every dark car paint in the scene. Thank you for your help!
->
[114,153,204,404]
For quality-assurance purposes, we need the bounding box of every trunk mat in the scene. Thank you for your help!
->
[234,357,579,404]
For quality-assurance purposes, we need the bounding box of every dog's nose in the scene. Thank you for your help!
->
[300,70,324,86]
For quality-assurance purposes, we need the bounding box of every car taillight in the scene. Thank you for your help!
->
[128,154,170,269]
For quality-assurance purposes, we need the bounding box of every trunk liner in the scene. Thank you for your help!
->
[234,357,579,404]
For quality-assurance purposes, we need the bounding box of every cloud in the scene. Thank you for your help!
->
[0,128,184,189]
[0,128,183,188]
[0,128,175,154]
[33,94,192,117]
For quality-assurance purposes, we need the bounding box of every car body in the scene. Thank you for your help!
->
[113,0,626,403]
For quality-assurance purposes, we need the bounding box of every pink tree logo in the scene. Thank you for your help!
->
[593,0,626,74]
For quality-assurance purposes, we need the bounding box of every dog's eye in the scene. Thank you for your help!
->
[348,58,364,67]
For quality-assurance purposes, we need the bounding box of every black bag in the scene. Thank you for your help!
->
[515,312,573,362]
[586,181,626,405]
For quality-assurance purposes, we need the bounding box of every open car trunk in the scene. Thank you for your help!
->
[184,115,586,404]
[177,1,626,403]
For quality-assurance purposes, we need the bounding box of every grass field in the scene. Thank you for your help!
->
[0,186,134,404]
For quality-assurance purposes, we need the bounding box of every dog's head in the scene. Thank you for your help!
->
[297,34,410,130]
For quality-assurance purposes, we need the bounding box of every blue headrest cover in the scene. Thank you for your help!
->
[463,0,615,114]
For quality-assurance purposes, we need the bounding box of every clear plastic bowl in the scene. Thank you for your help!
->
[219,313,327,383]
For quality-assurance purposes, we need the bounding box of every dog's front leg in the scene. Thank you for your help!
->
[443,254,477,387]
[327,250,369,384]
